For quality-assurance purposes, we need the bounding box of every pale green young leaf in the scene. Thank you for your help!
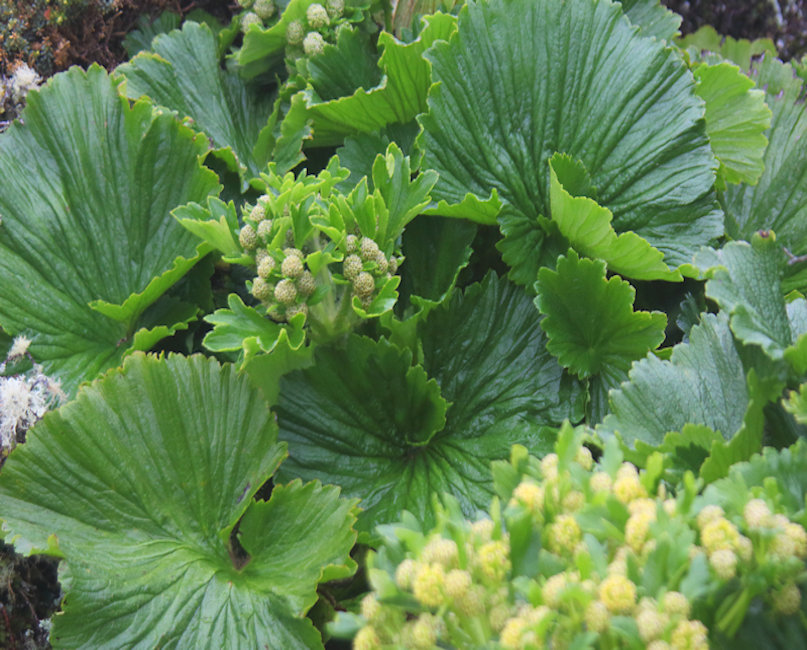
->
[693,61,771,185]
[676,25,777,71]
[420,0,722,286]
[0,66,219,395]
[619,0,681,40]
[118,22,276,190]
[0,354,357,648]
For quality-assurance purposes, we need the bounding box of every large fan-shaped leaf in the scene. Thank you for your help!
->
[620,0,681,40]
[420,0,722,285]
[299,13,457,146]
[0,65,219,394]
[721,59,807,293]
[118,21,276,189]
[535,250,666,422]
[0,354,357,648]
[275,274,579,532]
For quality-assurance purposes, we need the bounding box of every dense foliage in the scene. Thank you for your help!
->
[2,0,807,647]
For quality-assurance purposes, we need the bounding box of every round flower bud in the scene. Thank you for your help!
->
[296,271,316,297]
[286,19,304,44]
[241,11,262,30]
[374,251,389,274]
[562,490,585,512]
[257,255,276,279]
[499,617,527,649]
[471,518,494,542]
[488,604,511,632]
[454,585,486,616]
[773,583,802,616]
[584,600,610,633]
[326,0,344,18]
[670,620,708,650]
[306,3,330,28]
[395,558,418,590]
[743,498,771,528]
[662,591,690,618]
[710,548,738,580]
[590,471,612,493]
[511,480,543,513]
[281,254,304,279]
[700,517,740,554]
[648,642,671,650]
[410,614,438,649]
[444,569,472,600]
[254,0,276,20]
[239,224,258,249]
[663,499,677,516]
[257,219,273,241]
[251,277,273,301]
[353,272,375,299]
[540,453,559,482]
[283,247,303,259]
[785,522,807,558]
[389,256,399,274]
[696,505,724,530]
[599,574,637,614]
[303,31,326,56]
[255,248,269,265]
[477,540,510,582]
[628,498,657,517]
[736,536,753,562]
[412,563,446,608]
[353,626,381,650]
[285,302,308,320]
[616,462,639,481]
[343,254,363,281]
[238,0,254,7]
[360,237,381,261]
[250,202,266,222]
[345,234,359,253]
[360,594,381,621]
[547,514,582,555]
[576,445,594,470]
[626,511,654,553]
[421,537,459,567]
[542,573,567,608]
[274,279,298,305]
[637,609,667,643]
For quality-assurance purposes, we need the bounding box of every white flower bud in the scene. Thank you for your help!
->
[303,31,326,56]
[254,0,276,20]
[274,279,298,305]
[286,20,304,45]
[281,254,304,279]
[257,256,276,279]
[239,224,258,249]
[241,11,262,31]
[306,3,330,28]
[353,272,375,298]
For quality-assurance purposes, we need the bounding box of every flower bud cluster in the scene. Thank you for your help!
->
[355,430,807,649]
[283,0,348,68]
[342,235,399,308]
[238,0,277,31]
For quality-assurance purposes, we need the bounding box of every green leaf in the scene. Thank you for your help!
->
[619,0,681,40]
[306,25,381,101]
[0,353,357,648]
[173,196,253,265]
[535,251,666,419]
[676,25,777,72]
[300,13,458,146]
[335,122,419,190]
[598,312,748,451]
[122,11,181,56]
[420,0,722,286]
[721,58,807,294]
[118,22,276,189]
[695,234,807,360]
[549,156,682,281]
[693,62,771,186]
[275,274,577,533]
[0,66,219,395]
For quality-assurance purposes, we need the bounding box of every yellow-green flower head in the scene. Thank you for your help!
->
[454,584,486,617]
[540,453,559,482]
[286,19,304,45]
[575,445,594,470]
[421,537,459,567]
[663,498,677,516]
[598,574,637,614]
[306,3,330,28]
[648,641,672,650]
[254,0,275,20]
[283,247,304,259]
[345,233,359,253]
[696,504,724,531]
[296,270,316,297]
[239,224,258,249]
[274,279,298,305]
[241,11,262,30]
[477,540,511,582]
[584,600,610,633]
[499,617,528,649]
[257,219,273,241]
[542,572,568,608]
[444,569,472,599]
[412,562,446,608]
[785,522,807,559]
[772,583,802,616]
[353,625,381,650]
[700,517,740,554]
[547,514,582,555]
[628,498,657,517]
[489,604,512,632]
[661,591,690,618]
[343,254,363,281]
[285,302,308,320]
[709,548,738,580]
[250,202,266,222]
[303,31,326,56]
[625,511,654,553]
[410,614,439,649]
[281,253,304,279]
[613,467,647,504]
[590,471,612,493]
[353,272,376,299]
[360,593,380,621]
[743,498,772,528]
[736,535,753,562]
[670,619,708,650]
[562,490,585,512]
[326,0,344,18]
[360,236,381,262]
[251,277,273,302]
[511,480,544,513]
[471,518,494,542]
[637,609,668,643]
[395,558,418,590]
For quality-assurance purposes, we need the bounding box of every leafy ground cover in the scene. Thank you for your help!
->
[3,0,807,648]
